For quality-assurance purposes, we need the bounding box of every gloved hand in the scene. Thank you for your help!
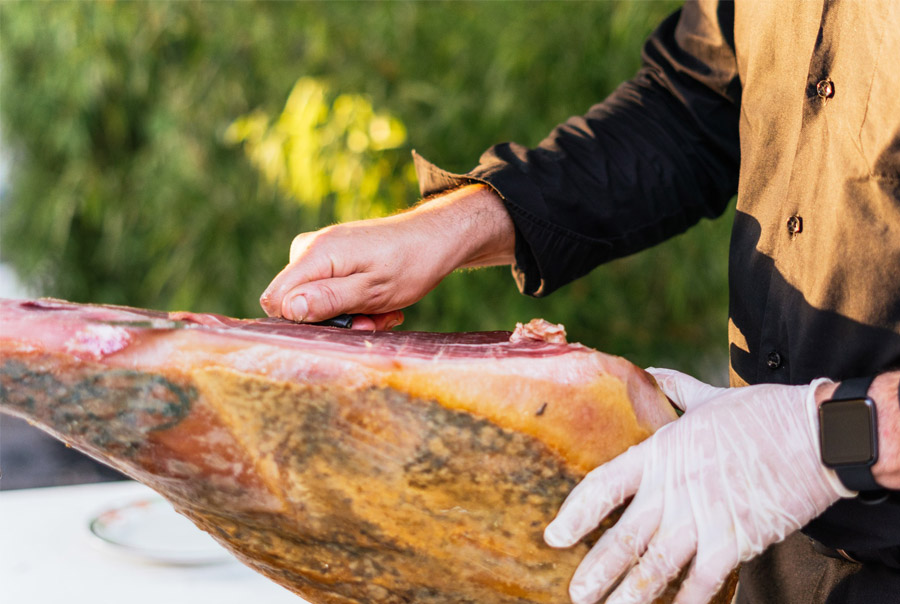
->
[643,368,730,414]
[544,370,855,604]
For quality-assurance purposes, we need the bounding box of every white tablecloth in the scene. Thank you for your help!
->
[0,480,306,603]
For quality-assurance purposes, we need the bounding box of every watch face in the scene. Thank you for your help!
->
[819,398,877,466]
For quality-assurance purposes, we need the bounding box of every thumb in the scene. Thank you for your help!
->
[645,367,726,413]
[281,274,373,323]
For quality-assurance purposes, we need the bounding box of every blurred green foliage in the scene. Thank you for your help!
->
[0,0,732,383]
[225,77,414,223]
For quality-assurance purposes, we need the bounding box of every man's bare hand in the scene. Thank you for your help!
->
[260,184,515,329]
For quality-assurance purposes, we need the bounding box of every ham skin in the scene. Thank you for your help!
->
[0,298,735,603]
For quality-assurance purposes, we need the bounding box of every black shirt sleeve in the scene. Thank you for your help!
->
[414,2,742,297]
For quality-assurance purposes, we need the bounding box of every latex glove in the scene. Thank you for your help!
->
[544,371,854,604]
[644,367,727,413]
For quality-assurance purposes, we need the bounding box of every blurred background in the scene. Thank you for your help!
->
[0,0,732,489]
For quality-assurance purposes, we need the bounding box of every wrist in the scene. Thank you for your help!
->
[815,372,900,491]
[808,378,856,498]
[870,372,900,489]
[410,184,515,270]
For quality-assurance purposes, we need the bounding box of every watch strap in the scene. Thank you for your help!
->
[830,376,881,492]
[836,464,882,493]
[831,375,875,401]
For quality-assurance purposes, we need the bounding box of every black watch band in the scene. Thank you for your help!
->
[827,376,881,492]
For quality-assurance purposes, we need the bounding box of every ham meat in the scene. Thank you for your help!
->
[0,298,734,603]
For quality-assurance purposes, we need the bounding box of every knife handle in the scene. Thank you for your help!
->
[310,314,355,329]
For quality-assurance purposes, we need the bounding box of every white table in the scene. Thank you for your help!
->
[0,480,306,603]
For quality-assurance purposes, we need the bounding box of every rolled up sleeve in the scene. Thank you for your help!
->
[414,1,742,297]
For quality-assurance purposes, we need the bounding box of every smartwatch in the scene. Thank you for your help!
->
[818,375,886,499]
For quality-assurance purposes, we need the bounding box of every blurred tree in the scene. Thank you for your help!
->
[0,0,731,382]
[226,77,413,223]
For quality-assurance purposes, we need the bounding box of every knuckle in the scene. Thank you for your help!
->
[643,543,681,579]
[291,225,338,261]
[359,277,396,308]
[367,287,390,309]
[291,230,317,247]
[314,223,344,245]
[289,234,311,263]
[313,283,343,315]
[614,528,642,558]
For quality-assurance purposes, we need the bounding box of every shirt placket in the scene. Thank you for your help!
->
[755,1,837,385]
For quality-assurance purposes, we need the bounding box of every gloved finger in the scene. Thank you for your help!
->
[566,496,663,604]
[544,445,644,548]
[671,553,733,604]
[603,530,696,604]
[645,368,726,412]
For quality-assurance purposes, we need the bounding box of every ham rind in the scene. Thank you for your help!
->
[0,298,733,604]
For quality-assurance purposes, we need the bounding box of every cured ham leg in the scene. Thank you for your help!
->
[0,298,735,603]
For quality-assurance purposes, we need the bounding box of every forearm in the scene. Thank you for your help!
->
[815,371,900,490]
[409,183,515,270]
[414,7,741,298]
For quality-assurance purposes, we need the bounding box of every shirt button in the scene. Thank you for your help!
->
[787,215,803,236]
[816,79,834,99]
[767,351,783,370]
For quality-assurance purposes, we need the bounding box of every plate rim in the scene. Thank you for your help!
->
[86,495,234,566]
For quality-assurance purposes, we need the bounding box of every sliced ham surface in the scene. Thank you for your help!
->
[0,298,736,604]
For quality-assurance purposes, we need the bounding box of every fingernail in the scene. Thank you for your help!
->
[287,296,308,322]
[385,318,401,330]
